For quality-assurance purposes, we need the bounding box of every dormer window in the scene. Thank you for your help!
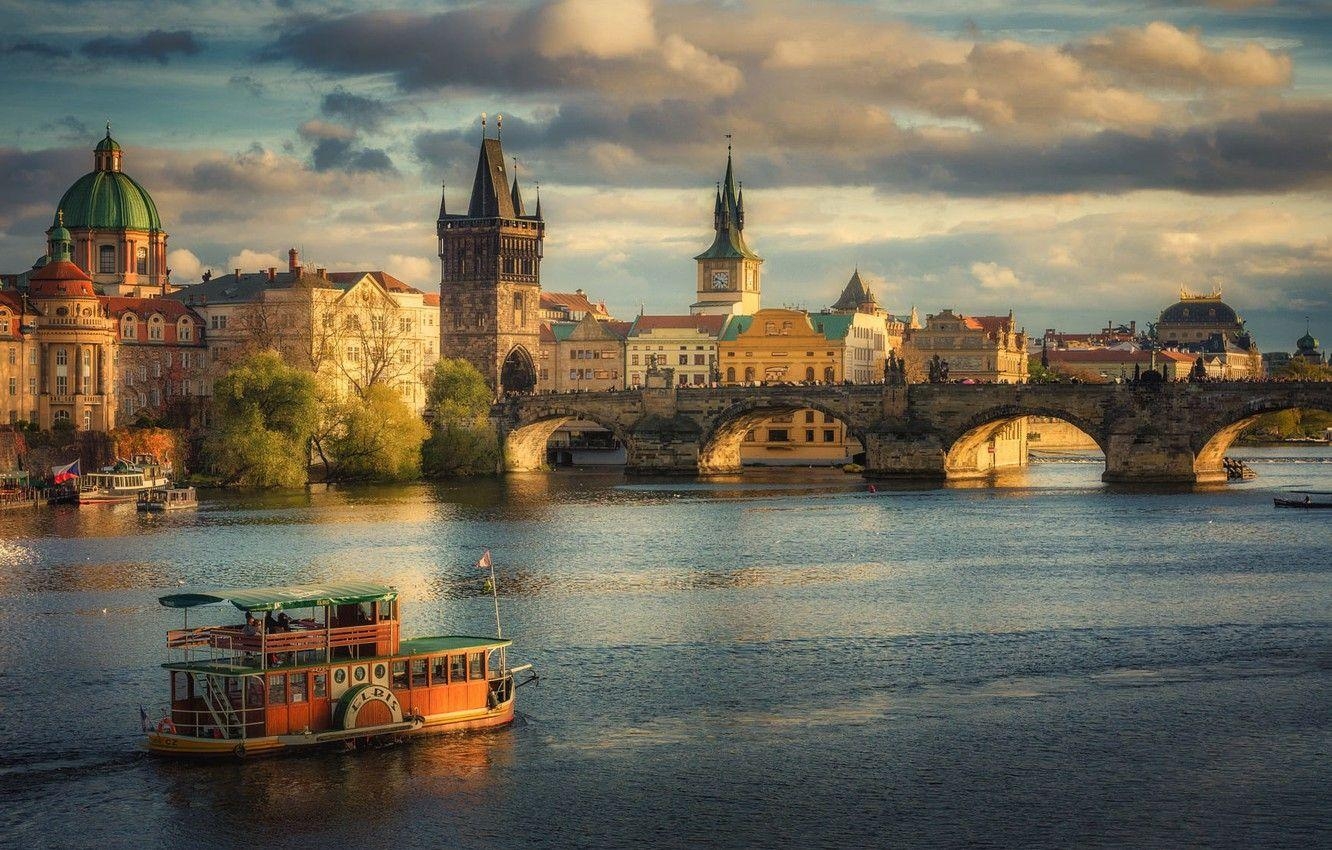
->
[122,315,136,339]
[178,318,193,341]
[149,315,163,340]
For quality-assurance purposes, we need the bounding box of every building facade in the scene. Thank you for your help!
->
[542,314,631,393]
[625,314,726,388]
[438,133,545,395]
[906,309,1028,383]
[1154,289,1262,379]
[105,296,209,424]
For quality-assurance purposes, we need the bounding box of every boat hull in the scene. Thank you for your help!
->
[145,699,515,759]
[1274,498,1332,509]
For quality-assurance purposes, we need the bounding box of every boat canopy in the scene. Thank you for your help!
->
[158,582,398,612]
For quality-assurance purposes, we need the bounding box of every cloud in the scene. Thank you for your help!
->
[226,248,285,272]
[298,120,395,173]
[6,40,70,58]
[320,88,394,130]
[970,261,1027,290]
[166,248,203,281]
[79,29,203,64]
[532,0,657,60]
[228,75,265,98]
[385,253,434,287]
[1071,21,1291,90]
[40,116,92,144]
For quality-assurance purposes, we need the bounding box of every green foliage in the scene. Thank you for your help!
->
[420,358,499,477]
[426,358,493,420]
[1242,407,1332,441]
[316,384,427,482]
[206,350,318,488]
[422,420,499,478]
[1277,359,1332,381]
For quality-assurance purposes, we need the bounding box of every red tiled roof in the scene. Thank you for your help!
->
[28,260,95,298]
[1043,349,1194,364]
[630,314,727,335]
[605,320,633,339]
[103,296,200,321]
[422,292,440,307]
[971,315,1013,333]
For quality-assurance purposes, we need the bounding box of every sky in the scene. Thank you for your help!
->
[1,0,1329,351]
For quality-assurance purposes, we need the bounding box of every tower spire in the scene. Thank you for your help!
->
[438,180,447,218]
[510,156,525,216]
[534,180,543,220]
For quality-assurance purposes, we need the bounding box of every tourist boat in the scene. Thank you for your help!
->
[1273,495,1326,508]
[137,486,198,512]
[79,453,172,505]
[144,582,532,758]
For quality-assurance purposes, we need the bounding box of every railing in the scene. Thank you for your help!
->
[166,621,397,669]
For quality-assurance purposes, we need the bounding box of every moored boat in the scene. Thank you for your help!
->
[80,454,172,505]
[1273,494,1332,509]
[137,486,198,512]
[144,582,532,758]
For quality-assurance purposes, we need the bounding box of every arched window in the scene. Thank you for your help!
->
[54,410,70,422]
[55,348,68,366]
[805,367,815,382]
[178,318,193,341]
[148,315,163,340]
[725,366,735,383]
[136,246,148,275]
[98,245,116,274]
[744,367,755,383]
[121,315,136,339]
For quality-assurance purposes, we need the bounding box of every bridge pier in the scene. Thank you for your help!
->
[1102,430,1224,484]
[623,415,705,475]
[862,431,947,479]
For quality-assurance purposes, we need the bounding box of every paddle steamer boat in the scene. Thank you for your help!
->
[145,582,530,758]
[79,454,172,505]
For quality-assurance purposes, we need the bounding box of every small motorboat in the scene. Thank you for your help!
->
[1273,494,1332,509]
[137,486,198,512]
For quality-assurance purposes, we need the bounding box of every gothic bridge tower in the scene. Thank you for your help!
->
[437,122,545,394]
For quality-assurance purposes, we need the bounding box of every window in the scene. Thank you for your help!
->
[513,292,525,328]
[694,354,705,365]
[6,347,13,364]
[391,660,408,689]
[210,315,227,331]
[411,658,428,687]
[136,246,148,275]
[98,245,115,274]
[631,355,639,365]
[470,652,484,680]
[824,429,835,442]
[289,673,307,703]
[744,367,754,382]
[725,367,735,382]
[432,656,447,685]
[56,375,68,395]
[313,672,327,699]
[450,654,467,682]
[7,378,15,396]
[824,368,835,382]
[56,348,68,366]
[178,320,192,341]
[805,411,814,424]
[768,429,789,442]
[805,429,814,442]
[121,317,136,339]
[180,351,191,369]
[805,367,815,381]
[268,674,286,705]
[149,317,163,340]
[678,355,688,366]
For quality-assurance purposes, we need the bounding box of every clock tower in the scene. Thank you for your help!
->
[691,145,762,316]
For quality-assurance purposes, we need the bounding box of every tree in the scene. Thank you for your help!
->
[206,350,317,487]
[312,383,427,482]
[421,358,499,477]
[1277,359,1332,381]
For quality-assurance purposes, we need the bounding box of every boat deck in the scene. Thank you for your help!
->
[163,634,511,674]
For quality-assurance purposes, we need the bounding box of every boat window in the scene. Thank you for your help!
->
[391,660,408,689]
[313,672,327,699]
[358,603,373,624]
[247,677,265,707]
[378,600,395,621]
[289,673,307,703]
[411,658,427,688]
[450,654,467,682]
[431,656,446,685]
[469,652,484,680]
[268,674,286,705]
[172,672,188,702]
[487,648,502,675]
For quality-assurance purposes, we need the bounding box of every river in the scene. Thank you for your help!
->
[0,450,1329,849]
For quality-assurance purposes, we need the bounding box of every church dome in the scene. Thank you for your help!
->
[28,259,96,299]
[1296,331,1319,353]
[55,130,161,232]
[1159,297,1238,325]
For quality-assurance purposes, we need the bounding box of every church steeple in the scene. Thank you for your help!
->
[694,142,760,263]
[692,139,763,316]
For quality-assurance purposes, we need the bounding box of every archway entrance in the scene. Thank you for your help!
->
[500,347,537,395]
[700,405,864,475]
[503,415,628,472]
[945,413,1104,482]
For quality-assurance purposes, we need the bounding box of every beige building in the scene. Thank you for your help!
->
[172,252,440,410]
[1154,289,1262,379]
[540,314,631,392]
[626,314,727,388]
[540,290,612,323]
[906,309,1028,383]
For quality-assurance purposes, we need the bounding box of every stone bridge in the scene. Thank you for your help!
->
[492,381,1332,483]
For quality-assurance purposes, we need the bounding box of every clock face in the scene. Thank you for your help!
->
[711,271,729,290]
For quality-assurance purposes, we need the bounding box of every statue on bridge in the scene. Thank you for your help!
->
[885,352,909,386]
[928,354,950,383]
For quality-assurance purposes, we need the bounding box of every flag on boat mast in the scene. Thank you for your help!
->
[478,549,502,639]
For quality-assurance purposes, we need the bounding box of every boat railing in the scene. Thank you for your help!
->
[166,621,397,667]
[156,703,268,740]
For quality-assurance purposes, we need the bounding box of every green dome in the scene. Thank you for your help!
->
[1297,332,1318,353]
[95,132,121,152]
[56,168,161,231]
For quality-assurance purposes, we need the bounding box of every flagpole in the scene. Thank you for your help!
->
[481,550,502,639]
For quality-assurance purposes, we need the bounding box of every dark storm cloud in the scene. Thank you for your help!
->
[320,88,394,131]
[310,137,395,174]
[6,40,71,58]
[80,29,202,65]
[228,75,265,97]
[39,116,92,144]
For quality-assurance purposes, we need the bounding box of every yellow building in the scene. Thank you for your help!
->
[906,309,1028,383]
[540,314,631,392]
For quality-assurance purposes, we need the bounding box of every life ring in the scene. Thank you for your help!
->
[233,742,246,759]
[156,717,177,735]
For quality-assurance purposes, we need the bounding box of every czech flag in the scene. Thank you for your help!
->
[476,549,493,570]
[52,459,80,485]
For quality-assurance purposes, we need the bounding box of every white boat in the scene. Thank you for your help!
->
[79,454,173,505]
[137,486,198,512]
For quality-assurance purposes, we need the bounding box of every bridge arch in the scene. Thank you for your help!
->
[1193,396,1332,483]
[698,399,866,475]
[943,405,1106,479]
[501,408,632,472]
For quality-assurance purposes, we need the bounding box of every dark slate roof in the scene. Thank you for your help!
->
[694,148,761,262]
[831,269,875,311]
[1159,298,1239,326]
[168,270,326,307]
[468,138,516,219]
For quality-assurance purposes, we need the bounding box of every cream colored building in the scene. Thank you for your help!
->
[172,251,440,410]
[540,314,631,392]
[626,314,726,388]
[906,309,1028,383]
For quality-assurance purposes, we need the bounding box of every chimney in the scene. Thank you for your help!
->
[288,248,300,274]
[316,267,327,279]
[234,268,241,281]
[268,267,277,282]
